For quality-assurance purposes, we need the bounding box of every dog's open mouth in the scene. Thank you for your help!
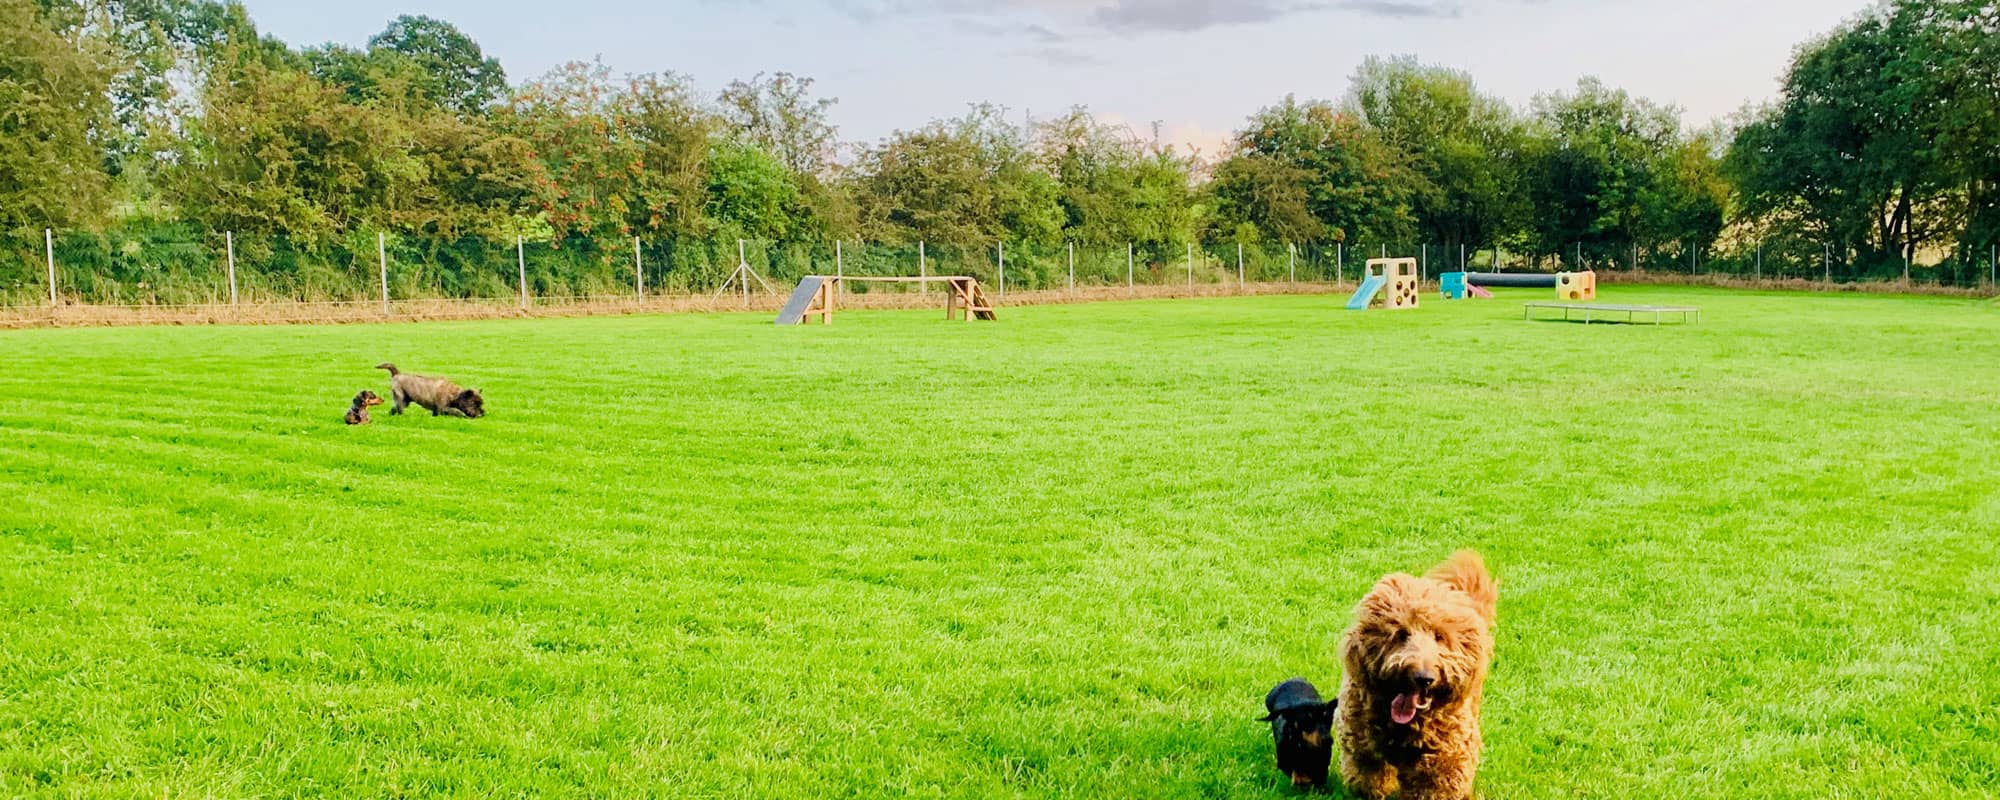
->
[1389,690,1436,725]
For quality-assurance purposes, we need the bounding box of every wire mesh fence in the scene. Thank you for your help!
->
[5,228,1996,312]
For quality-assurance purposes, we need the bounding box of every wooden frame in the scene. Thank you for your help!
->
[788,276,995,325]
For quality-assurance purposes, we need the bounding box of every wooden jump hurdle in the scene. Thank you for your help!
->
[777,276,996,325]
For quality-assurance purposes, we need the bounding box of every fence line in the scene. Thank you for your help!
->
[9,229,1999,311]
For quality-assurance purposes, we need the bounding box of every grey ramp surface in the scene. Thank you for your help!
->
[776,277,826,324]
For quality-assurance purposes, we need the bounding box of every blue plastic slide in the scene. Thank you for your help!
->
[1346,274,1386,310]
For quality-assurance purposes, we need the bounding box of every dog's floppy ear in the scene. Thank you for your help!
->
[1427,550,1497,623]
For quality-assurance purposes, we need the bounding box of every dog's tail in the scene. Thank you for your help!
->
[376,363,399,376]
[1427,550,1498,624]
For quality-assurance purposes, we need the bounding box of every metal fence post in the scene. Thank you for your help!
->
[226,231,237,305]
[1288,243,1296,285]
[45,228,55,307]
[516,236,527,309]
[1126,242,1134,292]
[1067,241,1075,293]
[634,236,643,298]
[1236,242,1244,290]
[378,232,389,315]
[998,241,1006,302]
[1186,242,1193,288]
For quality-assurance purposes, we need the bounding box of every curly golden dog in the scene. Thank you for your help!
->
[1337,551,1498,800]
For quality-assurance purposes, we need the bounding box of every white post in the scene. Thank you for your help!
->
[516,236,527,309]
[378,232,389,315]
[1126,242,1134,292]
[835,239,844,299]
[226,231,237,305]
[1288,243,1296,285]
[634,236,643,298]
[1067,241,1075,293]
[998,241,1006,302]
[1186,243,1193,288]
[1421,243,1428,282]
[1903,250,1911,284]
[1494,245,1500,271]
[1824,243,1831,283]
[1756,242,1763,281]
[1991,244,1997,290]
[1338,243,1344,285]
[45,228,55,307]
[1236,242,1244,290]
[1381,244,1387,259]
[1462,243,1467,272]
[738,239,748,305]
[919,240,927,294]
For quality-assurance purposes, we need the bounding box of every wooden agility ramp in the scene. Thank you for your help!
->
[776,276,995,325]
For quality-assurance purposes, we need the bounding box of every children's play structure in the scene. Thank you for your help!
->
[1437,270,1596,301]
[776,276,995,325]
[1556,271,1597,301]
[1347,258,1421,311]
[1439,272,1493,300]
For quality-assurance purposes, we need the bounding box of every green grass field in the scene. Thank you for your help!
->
[3,286,1998,798]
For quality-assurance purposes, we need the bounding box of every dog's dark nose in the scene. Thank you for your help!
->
[1413,671,1436,689]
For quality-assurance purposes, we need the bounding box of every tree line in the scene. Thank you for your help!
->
[2,0,1994,304]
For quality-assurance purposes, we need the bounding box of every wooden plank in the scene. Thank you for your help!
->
[824,275,977,284]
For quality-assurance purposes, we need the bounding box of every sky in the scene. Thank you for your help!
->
[236,0,1875,157]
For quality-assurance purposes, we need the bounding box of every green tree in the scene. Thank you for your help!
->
[1525,79,1685,262]
[1034,108,1197,247]
[0,0,115,244]
[367,14,506,115]
[1348,56,1527,254]
[622,72,721,239]
[1207,96,1418,246]
[1727,7,1973,276]
[505,60,642,248]
[853,104,1060,246]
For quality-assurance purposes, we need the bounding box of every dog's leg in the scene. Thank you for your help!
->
[391,387,408,415]
[1400,756,1477,800]
[1341,752,1397,800]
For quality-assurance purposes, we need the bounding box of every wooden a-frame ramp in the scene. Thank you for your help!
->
[776,276,995,325]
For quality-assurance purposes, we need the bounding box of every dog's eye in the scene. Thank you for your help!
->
[1391,627,1407,641]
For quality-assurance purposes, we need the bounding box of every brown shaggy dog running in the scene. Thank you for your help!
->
[377,363,485,418]
[1337,551,1498,800]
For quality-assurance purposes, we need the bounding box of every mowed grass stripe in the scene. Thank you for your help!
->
[2,286,1997,797]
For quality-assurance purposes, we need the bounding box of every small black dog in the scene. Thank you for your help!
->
[344,390,384,426]
[1263,677,1336,789]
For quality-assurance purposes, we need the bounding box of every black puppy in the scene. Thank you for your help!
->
[1262,677,1336,789]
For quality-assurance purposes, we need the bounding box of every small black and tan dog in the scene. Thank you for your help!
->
[344,390,384,425]
[1263,677,1337,789]
[377,363,485,418]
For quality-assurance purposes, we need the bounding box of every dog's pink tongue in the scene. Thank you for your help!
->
[1391,693,1419,725]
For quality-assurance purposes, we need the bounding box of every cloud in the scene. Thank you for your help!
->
[1091,0,1462,33]
[828,0,1472,38]
[954,18,1068,42]
[1016,45,1105,66]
